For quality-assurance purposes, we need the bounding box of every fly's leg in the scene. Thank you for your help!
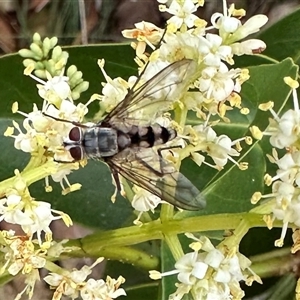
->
[157,145,182,158]
[110,166,122,191]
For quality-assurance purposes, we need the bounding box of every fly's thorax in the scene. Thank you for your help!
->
[64,126,119,160]
[84,127,119,158]
[128,124,177,148]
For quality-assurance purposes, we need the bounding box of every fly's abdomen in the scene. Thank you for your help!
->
[128,124,176,148]
[83,127,119,158]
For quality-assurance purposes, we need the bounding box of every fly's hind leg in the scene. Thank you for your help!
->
[157,145,182,158]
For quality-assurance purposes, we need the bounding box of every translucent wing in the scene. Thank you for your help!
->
[106,147,206,210]
[103,59,197,130]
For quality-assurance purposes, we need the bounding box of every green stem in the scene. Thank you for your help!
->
[73,213,271,251]
[79,245,159,270]
[164,235,184,260]
[222,218,251,249]
[174,104,188,128]
[45,260,66,274]
[160,204,184,260]
[0,212,280,287]
[0,160,79,195]
[250,248,294,278]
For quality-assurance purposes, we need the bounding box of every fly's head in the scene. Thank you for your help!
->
[64,126,85,161]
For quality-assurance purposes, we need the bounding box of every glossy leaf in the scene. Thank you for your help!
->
[257,8,300,65]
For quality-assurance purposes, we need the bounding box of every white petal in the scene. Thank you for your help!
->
[214,268,231,283]
[191,261,208,279]
[243,15,268,35]
[204,249,224,268]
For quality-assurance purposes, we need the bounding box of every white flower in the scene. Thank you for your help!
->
[11,119,39,153]
[159,31,203,62]
[0,176,72,244]
[45,98,87,123]
[151,235,260,300]
[211,3,268,45]
[270,187,300,247]
[231,39,267,56]
[39,73,70,101]
[267,151,300,186]
[81,276,126,300]
[231,15,268,42]
[44,272,79,298]
[44,263,97,299]
[254,177,300,247]
[0,234,47,299]
[198,34,233,66]
[160,0,201,29]
[122,21,163,57]
[261,80,300,150]
[175,252,208,285]
[21,201,63,244]
[44,259,125,300]
[168,1,199,28]
[196,63,240,102]
[132,186,162,212]
[26,69,71,106]
[211,11,241,33]
[0,194,32,225]
[98,59,130,114]
[269,109,300,149]
[192,125,240,168]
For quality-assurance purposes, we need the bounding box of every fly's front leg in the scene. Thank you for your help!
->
[43,112,91,128]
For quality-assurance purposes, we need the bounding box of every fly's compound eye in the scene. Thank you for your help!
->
[69,127,82,142]
[69,146,84,161]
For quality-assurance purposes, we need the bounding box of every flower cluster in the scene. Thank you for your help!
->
[0,169,75,298]
[0,230,47,299]
[5,36,96,193]
[0,170,72,244]
[150,234,261,300]
[251,77,300,247]
[0,170,125,299]
[119,0,265,212]
[44,258,126,300]
[5,0,267,216]
[124,0,267,111]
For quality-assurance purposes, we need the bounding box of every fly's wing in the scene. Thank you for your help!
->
[106,147,206,211]
[102,59,197,130]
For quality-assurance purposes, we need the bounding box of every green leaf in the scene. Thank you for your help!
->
[233,10,300,69]
[257,9,300,65]
[125,283,159,300]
